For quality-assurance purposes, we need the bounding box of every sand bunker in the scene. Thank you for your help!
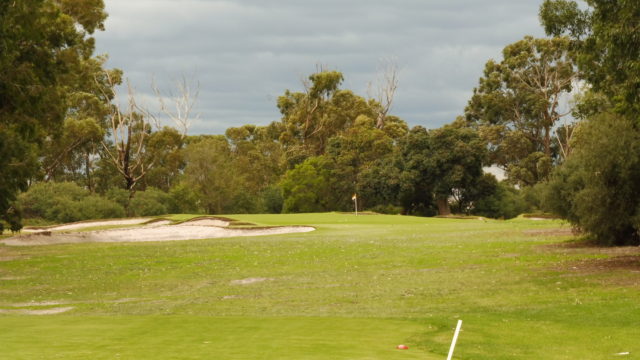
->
[23,218,152,233]
[2,219,315,246]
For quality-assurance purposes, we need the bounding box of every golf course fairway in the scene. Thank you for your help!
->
[1,213,638,359]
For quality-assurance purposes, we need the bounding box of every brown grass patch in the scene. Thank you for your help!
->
[542,240,640,286]
[523,228,576,236]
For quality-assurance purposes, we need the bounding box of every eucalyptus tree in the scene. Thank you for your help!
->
[465,36,577,186]
[539,0,640,245]
[0,0,108,224]
[277,69,375,166]
[541,0,640,118]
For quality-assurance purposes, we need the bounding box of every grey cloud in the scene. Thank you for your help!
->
[95,0,546,134]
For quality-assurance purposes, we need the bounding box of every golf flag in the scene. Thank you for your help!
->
[352,194,357,201]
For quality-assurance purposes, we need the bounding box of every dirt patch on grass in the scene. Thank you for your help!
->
[0,306,74,315]
[8,300,69,307]
[230,277,272,285]
[523,228,576,236]
[543,240,640,286]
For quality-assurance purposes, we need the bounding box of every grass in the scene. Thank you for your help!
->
[1,213,639,359]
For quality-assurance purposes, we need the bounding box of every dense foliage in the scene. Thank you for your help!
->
[0,0,109,224]
[539,0,640,245]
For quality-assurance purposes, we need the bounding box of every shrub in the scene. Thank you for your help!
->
[370,204,403,215]
[261,186,283,214]
[544,114,640,245]
[168,183,201,214]
[129,188,171,217]
[19,182,125,223]
[472,181,527,219]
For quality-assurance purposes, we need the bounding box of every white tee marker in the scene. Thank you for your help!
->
[446,319,463,360]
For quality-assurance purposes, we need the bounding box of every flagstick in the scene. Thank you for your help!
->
[446,320,462,360]
[354,196,358,216]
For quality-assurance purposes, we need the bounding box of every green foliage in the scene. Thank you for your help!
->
[129,188,171,217]
[545,113,640,245]
[168,183,201,214]
[465,36,577,186]
[277,69,376,164]
[144,127,186,191]
[369,204,403,215]
[0,0,108,221]
[19,182,124,223]
[429,119,487,213]
[261,185,284,214]
[541,0,640,118]
[280,157,334,213]
[183,136,241,214]
[470,176,528,219]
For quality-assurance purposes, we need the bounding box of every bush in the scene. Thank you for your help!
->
[261,186,283,214]
[544,114,640,245]
[105,188,130,209]
[168,183,201,214]
[129,188,171,217]
[19,182,125,223]
[370,204,403,215]
[472,181,528,220]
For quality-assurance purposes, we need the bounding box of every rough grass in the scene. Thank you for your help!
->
[1,213,639,359]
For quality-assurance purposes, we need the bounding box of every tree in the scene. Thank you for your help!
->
[225,124,286,199]
[40,56,117,191]
[182,136,240,214]
[544,113,640,245]
[152,75,199,138]
[326,115,396,209]
[280,157,334,213]
[541,0,640,118]
[539,1,640,245]
[143,127,185,191]
[368,58,399,129]
[99,73,158,205]
[465,36,577,186]
[428,119,487,215]
[277,69,374,165]
[395,126,437,216]
[0,0,108,224]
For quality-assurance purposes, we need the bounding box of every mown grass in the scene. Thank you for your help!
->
[1,213,638,359]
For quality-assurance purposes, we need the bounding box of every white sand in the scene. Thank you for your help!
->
[2,224,315,246]
[23,218,151,233]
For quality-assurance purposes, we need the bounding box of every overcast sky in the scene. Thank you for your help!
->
[94,0,546,135]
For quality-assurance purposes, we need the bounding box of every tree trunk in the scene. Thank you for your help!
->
[544,125,551,158]
[437,197,451,216]
[84,151,93,192]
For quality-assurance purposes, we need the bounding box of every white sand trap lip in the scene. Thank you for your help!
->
[2,225,315,246]
[178,219,230,227]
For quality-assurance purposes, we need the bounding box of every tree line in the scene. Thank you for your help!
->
[1,0,639,246]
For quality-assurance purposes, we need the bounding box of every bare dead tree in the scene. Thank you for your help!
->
[368,58,399,129]
[98,72,158,204]
[151,75,199,138]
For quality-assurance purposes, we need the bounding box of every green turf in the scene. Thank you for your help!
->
[1,213,638,359]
